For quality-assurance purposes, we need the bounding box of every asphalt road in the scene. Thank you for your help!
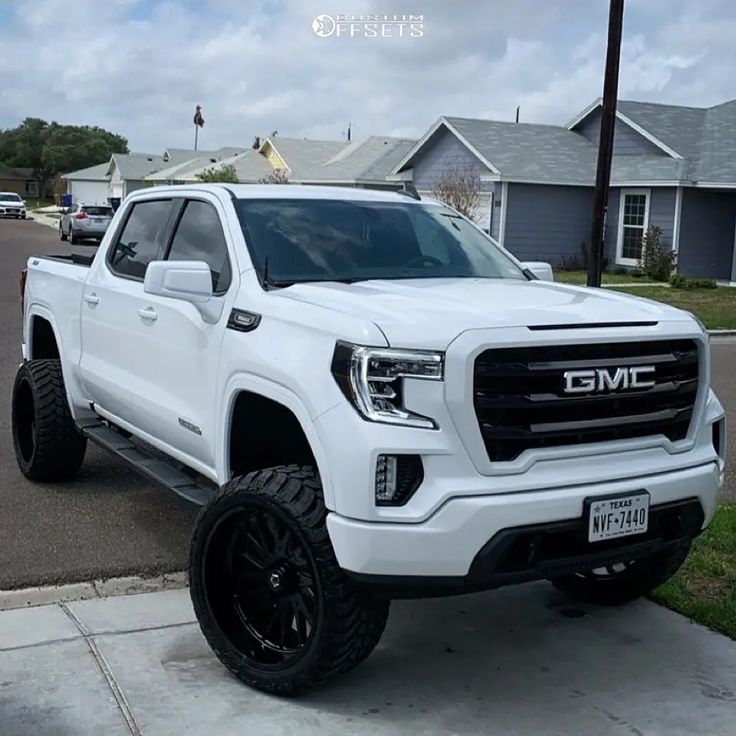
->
[0,218,733,590]
[0,218,198,590]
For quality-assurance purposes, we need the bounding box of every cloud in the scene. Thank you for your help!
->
[0,0,733,153]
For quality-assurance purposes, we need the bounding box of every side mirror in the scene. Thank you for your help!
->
[521,261,554,282]
[144,260,222,323]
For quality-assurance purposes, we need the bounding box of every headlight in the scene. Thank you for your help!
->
[331,341,443,429]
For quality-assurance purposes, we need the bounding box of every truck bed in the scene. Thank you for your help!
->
[24,254,92,367]
[36,252,95,267]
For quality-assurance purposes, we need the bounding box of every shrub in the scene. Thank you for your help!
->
[638,225,675,281]
[432,170,481,219]
[669,273,688,289]
[669,273,717,290]
[259,169,290,184]
[196,164,239,183]
[557,255,585,271]
[579,240,609,272]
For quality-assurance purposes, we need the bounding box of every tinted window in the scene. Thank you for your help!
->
[167,200,231,292]
[83,206,113,216]
[110,200,171,279]
[235,198,525,285]
[0,193,22,202]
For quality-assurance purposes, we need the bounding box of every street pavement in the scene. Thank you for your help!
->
[0,218,197,590]
[1,583,735,735]
[0,218,733,590]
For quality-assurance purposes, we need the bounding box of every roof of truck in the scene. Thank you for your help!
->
[138,183,438,204]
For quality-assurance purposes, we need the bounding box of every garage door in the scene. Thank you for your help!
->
[70,181,109,204]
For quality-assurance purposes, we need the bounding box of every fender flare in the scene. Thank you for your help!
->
[24,305,88,421]
[219,374,338,511]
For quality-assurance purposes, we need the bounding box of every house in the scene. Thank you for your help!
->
[0,161,39,197]
[62,147,244,202]
[256,135,415,187]
[145,147,248,185]
[171,135,416,188]
[62,162,110,203]
[392,99,736,281]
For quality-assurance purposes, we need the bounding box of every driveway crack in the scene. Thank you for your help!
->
[59,602,141,736]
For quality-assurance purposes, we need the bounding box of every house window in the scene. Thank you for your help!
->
[616,188,650,265]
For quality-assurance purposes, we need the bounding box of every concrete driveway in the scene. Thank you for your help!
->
[2,584,735,735]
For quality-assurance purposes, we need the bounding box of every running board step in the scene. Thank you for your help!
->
[81,422,215,506]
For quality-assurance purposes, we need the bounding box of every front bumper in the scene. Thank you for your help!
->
[327,460,721,582]
[0,208,25,217]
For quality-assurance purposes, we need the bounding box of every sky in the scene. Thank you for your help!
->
[0,0,735,153]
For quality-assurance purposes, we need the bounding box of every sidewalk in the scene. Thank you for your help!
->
[1,582,735,736]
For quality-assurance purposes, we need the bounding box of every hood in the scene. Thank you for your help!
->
[273,278,689,348]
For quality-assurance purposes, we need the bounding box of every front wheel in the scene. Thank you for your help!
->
[189,465,389,695]
[11,359,87,481]
[549,541,691,606]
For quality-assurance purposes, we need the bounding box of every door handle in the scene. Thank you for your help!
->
[83,293,100,306]
[138,306,158,322]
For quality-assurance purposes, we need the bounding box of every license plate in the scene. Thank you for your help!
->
[586,492,649,543]
[90,217,101,223]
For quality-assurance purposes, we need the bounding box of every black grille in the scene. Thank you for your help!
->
[473,339,699,462]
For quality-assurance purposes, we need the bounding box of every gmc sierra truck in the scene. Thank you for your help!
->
[13,184,727,694]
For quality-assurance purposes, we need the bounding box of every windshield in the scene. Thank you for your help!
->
[235,198,526,285]
[0,193,22,202]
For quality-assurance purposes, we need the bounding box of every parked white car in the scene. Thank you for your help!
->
[13,184,727,695]
[0,192,26,218]
[59,202,114,243]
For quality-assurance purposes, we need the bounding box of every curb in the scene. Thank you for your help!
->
[0,571,187,611]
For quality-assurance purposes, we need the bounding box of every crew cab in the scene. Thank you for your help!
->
[12,184,727,694]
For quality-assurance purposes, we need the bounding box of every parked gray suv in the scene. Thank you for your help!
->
[60,203,114,243]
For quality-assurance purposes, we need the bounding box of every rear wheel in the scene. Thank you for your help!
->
[549,542,691,606]
[70,226,79,244]
[59,223,68,241]
[189,465,389,695]
[12,360,87,482]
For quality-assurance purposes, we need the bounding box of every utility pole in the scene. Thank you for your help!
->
[587,0,625,287]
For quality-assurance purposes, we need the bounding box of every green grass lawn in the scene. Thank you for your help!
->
[555,270,653,285]
[609,285,736,330]
[651,506,736,639]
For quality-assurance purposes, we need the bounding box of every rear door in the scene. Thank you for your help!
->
[79,197,175,429]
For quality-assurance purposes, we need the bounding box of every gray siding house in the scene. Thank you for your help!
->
[391,99,736,282]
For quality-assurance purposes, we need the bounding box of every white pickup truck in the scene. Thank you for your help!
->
[13,184,726,694]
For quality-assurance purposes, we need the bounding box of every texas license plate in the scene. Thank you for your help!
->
[586,492,649,542]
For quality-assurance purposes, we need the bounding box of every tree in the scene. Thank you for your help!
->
[0,118,128,197]
[259,169,290,184]
[431,170,482,220]
[196,164,239,183]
